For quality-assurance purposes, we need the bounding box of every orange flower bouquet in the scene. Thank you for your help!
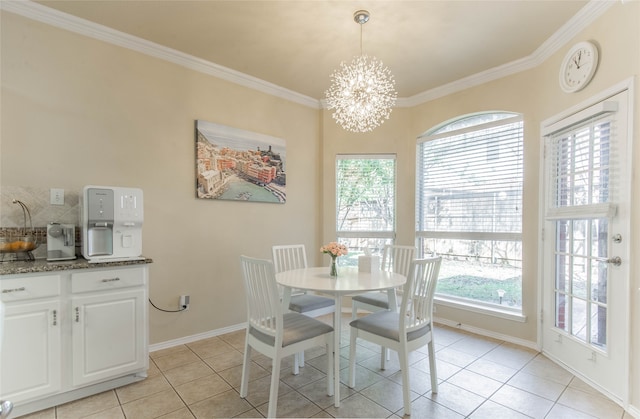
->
[320,242,348,277]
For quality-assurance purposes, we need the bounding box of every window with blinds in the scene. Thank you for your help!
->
[416,113,524,310]
[336,155,396,266]
[544,101,618,220]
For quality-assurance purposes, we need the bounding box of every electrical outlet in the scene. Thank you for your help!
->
[180,295,190,310]
[50,188,64,205]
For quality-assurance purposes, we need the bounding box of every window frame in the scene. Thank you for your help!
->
[416,112,525,319]
[335,154,397,264]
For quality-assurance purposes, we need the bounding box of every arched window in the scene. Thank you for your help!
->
[416,112,523,313]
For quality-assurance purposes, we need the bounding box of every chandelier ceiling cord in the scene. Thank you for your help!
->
[325,10,397,133]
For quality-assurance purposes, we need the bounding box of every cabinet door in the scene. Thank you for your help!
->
[0,300,61,403]
[71,288,146,387]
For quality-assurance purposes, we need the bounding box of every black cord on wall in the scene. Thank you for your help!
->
[148,298,187,313]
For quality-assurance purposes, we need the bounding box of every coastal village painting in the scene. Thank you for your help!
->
[196,120,286,203]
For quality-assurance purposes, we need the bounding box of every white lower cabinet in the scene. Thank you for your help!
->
[0,264,149,415]
[1,298,62,402]
[71,288,146,386]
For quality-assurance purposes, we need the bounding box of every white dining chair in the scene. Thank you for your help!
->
[348,257,442,416]
[272,244,335,373]
[351,244,416,363]
[351,245,415,315]
[239,255,336,418]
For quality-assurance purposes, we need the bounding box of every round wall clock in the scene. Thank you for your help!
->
[559,41,599,93]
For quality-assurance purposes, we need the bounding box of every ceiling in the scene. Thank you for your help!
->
[31,1,590,101]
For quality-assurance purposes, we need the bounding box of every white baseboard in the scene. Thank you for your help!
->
[626,404,640,418]
[149,322,247,353]
[433,316,539,351]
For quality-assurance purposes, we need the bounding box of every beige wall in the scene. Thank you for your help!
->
[2,1,640,411]
[1,12,322,344]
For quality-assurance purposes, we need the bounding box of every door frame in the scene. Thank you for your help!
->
[537,78,634,406]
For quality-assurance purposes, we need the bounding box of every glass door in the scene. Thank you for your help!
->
[541,90,630,403]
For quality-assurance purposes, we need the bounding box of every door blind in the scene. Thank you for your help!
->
[545,104,618,220]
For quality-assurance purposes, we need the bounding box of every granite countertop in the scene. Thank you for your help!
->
[0,257,153,276]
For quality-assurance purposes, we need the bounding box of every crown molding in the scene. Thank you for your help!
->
[0,0,321,109]
[401,0,615,107]
[2,0,614,110]
[534,0,615,62]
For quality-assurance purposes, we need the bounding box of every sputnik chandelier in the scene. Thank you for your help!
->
[325,10,397,133]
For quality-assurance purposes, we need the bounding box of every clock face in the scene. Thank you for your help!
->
[559,41,598,93]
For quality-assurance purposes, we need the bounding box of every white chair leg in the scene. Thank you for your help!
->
[267,356,282,419]
[293,353,300,375]
[399,347,411,416]
[380,345,386,370]
[240,342,251,398]
[351,304,358,320]
[428,340,438,393]
[299,350,305,367]
[348,329,357,388]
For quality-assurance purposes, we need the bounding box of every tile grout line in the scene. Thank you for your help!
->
[36,322,624,419]
[180,339,255,418]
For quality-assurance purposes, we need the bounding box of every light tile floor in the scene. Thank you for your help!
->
[18,314,633,418]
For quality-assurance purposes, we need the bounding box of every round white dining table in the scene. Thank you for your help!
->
[275,266,406,407]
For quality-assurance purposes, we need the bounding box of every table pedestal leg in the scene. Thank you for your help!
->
[334,294,341,407]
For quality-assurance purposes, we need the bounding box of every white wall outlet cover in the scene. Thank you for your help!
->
[50,188,65,205]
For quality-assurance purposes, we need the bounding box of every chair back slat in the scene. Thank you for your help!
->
[400,257,442,333]
[381,245,416,277]
[240,255,282,338]
[272,244,308,273]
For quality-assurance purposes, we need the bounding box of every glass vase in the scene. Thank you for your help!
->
[329,257,338,277]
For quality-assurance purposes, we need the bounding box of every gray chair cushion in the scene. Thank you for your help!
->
[350,311,430,342]
[289,294,335,313]
[352,291,390,309]
[250,312,333,347]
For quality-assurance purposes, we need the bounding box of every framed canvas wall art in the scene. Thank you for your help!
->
[195,120,286,203]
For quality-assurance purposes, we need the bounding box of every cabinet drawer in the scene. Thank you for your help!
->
[1,275,61,302]
[0,275,60,303]
[71,267,144,293]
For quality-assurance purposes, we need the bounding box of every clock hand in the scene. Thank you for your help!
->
[572,51,584,69]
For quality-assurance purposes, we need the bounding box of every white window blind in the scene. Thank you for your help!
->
[544,104,618,220]
[417,115,523,239]
[416,113,524,311]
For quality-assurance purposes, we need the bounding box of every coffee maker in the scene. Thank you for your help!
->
[46,223,76,261]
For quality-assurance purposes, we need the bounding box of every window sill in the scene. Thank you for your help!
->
[435,296,527,323]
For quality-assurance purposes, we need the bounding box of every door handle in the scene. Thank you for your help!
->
[607,256,622,266]
[594,256,622,266]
